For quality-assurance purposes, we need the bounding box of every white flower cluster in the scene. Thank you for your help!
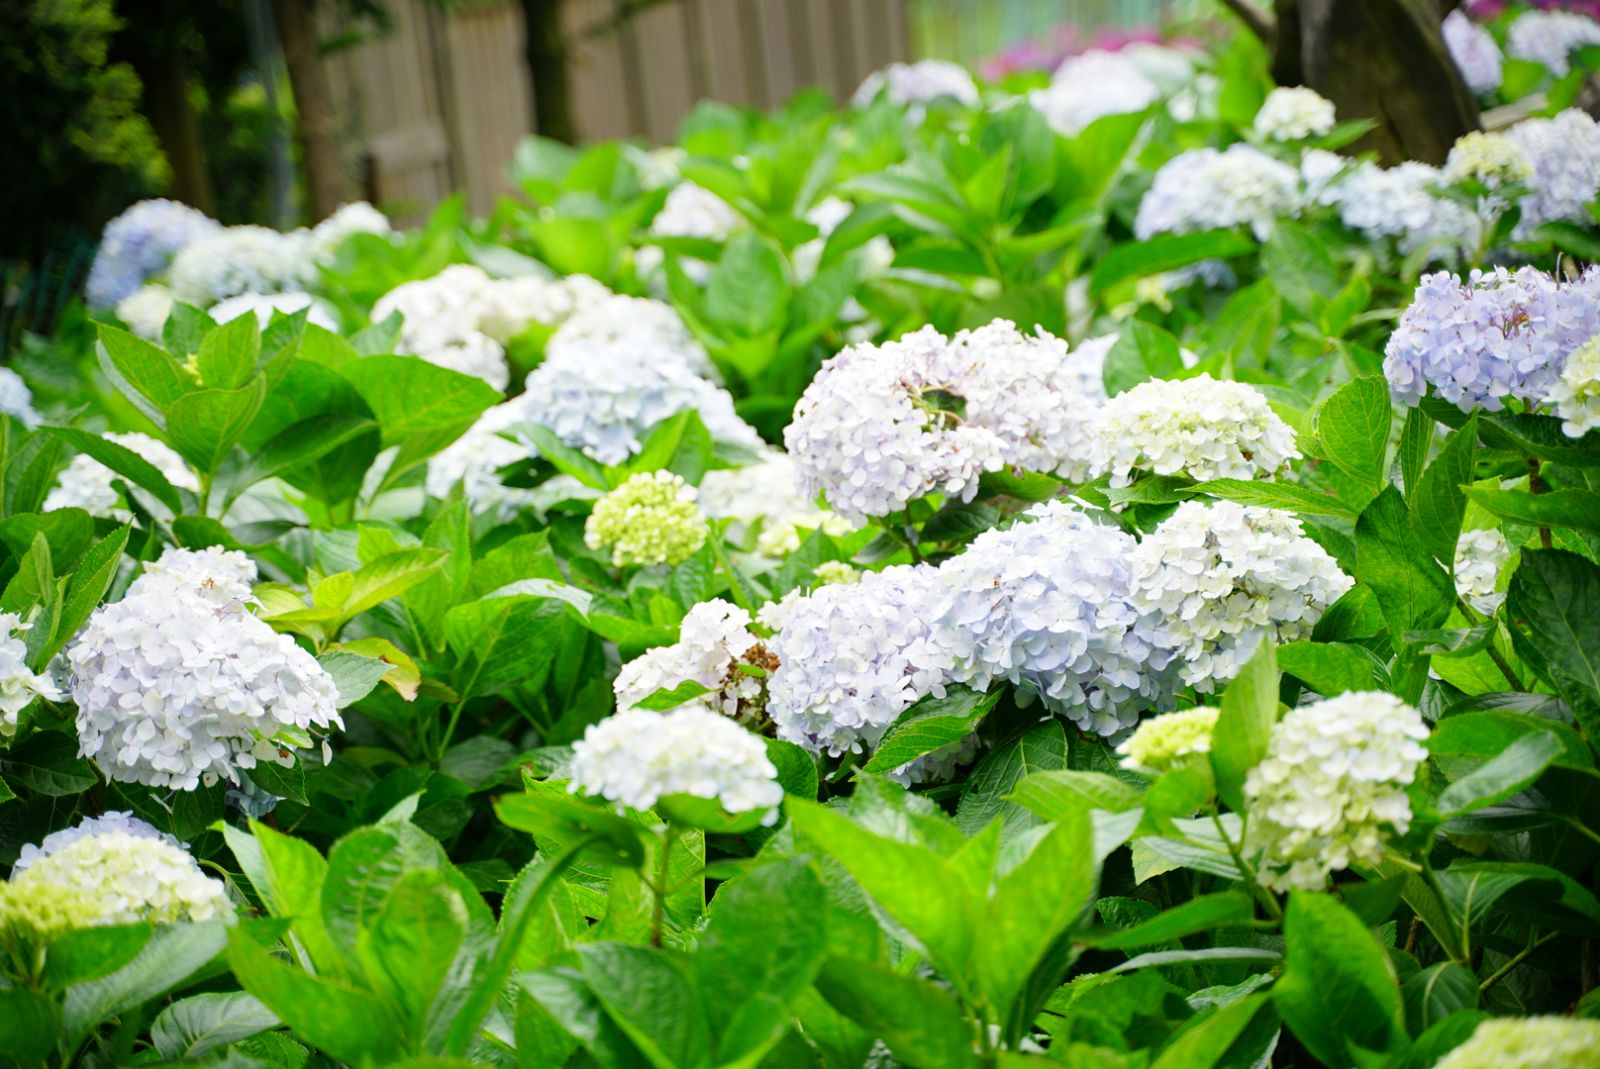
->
[44,431,198,517]
[425,400,538,514]
[0,368,41,428]
[3,822,232,932]
[1131,501,1353,691]
[584,471,709,568]
[116,284,177,340]
[785,321,1104,523]
[568,703,783,822]
[1116,706,1220,773]
[1549,334,1600,437]
[1504,109,1600,240]
[168,225,310,306]
[635,183,744,284]
[0,612,63,738]
[1434,1016,1600,1069]
[852,59,979,110]
[1443,10,1503,96]
[1455,527,1512,615]
[544,293,716,381]
[305,201,393,264]
[67,545,342,790]
[1135,145,1301,242]
[1244,692,1428,892]
[86,199,221,310]
[1028,49,1161,136]
[1507,10,1600,77]
[12,810,177,873]
[933,502,1174,735]
[614,599,773,725]
[209,291,338,332]
[767,564,951,755]
[1307,156,1476,257]
[373,266,512,389]
[697,449,852,556]
[1093,375,1299,488]
[1253,86,1336,141]
[793,198,895,290]
[1384,266,1600,412]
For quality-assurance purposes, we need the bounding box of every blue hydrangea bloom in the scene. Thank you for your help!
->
[85,199,220,310]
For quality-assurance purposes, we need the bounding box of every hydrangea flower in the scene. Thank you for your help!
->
[424,400,537,514]
[614,599,774,726]
[1433,1016,1600,1069]
[1455,527,1512,614]
[1,826,232,937]
[1507,10,1600,77]
[1093,375,1299,488]
[1504,109,1600,239]
[1131,501,1353,691]
[767,564,953,755]
[544,293,717,380]
[116,283,177,340]
[785,321,1104,522]
[67,545,343,790]
[887,734,983,787]
[517,343,761,465]
[1443,10,1503,96]
[1444,131,1533,195]
[1135,145,1301,242]
[86,199,221,310]
[1548,333,1600,437]
[1310,159,1477,257]
[697,450,852,556]
[168,225,309,305]
[585,471,709,567]
[1116,706,1220,773]
[852,59,979,109]
[568,703,783,823]
[1244,691,1428,891]
[792,197,895,289]
[932,502,1174,736]
[476,273,612,344]
[1384,266,1600,412]
[208,291,338,332]
[635,183,743,285]
[0,612,64,738]
[0,368,42,428]
[1252,86,1336,141]
[1028,49,1160,136]
[306,201,391,264]
[44,431,198,517]
[372,265,512,390]
[12,811,176,874]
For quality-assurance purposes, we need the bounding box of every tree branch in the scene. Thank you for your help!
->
[1217,0,1277,43]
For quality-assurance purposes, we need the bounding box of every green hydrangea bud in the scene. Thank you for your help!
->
[1434,1016,1600,1069]
[586,471,709,568]
[1115,707,1220,773]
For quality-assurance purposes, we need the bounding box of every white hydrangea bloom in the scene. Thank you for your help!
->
[12,811,176,874]
[792,197,895,291]
[115,283,177,340]
[44,431,198,517]
[6,827,233,927]
[1549,334,1600,437]
[208,291,338,332]
[1505,109,1600,240]
[697,450,852,557]
[67,545,343,790]
[1131,501,1353,691]
[1507,10,1600,77]
[1444,10,1503,96]
[516,342,761,465]
[168,225,309,305]
[569,703,783,822]
[1455,527,1512,615]
[636,183,743,284]
[128,545,258,605]
[0,612,63,737]
[1029,49,1161,136]
[767,564,953,756]
[424,400,536,514]
[1253,86,1336,141]
[1135,145,1301,242]
[544,294,717,380]
[1433,1017,1600,1069]
[614,599,774,725]
[0,368,41,428]
[933,501,1175,736]
[372,265,512,390]
[1311,159,1477,257]
[306,201,391,264]
[1093,375,1299,488]
[1244,692,1427,892]
[852,59,979,109]
[785,321,1103,523]
[476,273,612,344]
[887,734,982,787]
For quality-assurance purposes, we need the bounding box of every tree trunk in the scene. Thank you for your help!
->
[126,37,215,214]
[270,0,347,220]
[1284,0,1478,164]
[522,0,576,143]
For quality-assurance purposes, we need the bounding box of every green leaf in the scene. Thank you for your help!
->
[1463,487,1600,534]
[705,232,787,339]
[578,943,711,1069]
[150,992,279,1060]
[50,525,129,662]
[1150,994,1270,1069]
[43,428,184,513]
[1209,638,1277,812]
[1355,486,1454,640]
[1410,415,1477,565]
[957,721,1067,835]
[1435,731,1562,817]
[195,312,262,390]
[1273,893,1407,1068]
[1427,710,1592,776]
[39,924,150,991]
[1505,549,1600,737]
[224,819,344,978]
[63,921,228,1050]
[165,377,268,474]
[230,413,378,502]
[1184,478,1358,518]
[336,356,500,472]
[494,791,646,869]
[863,686,999,774]
[0,989,59,1068]
[516,422,609,489]
[161,300,214,355]
[1086,892,1256,950]
[358,870,470,1052]
[1264,222,1340,315]
[98,323,195,412]
[444,594,570,700]
[318,649,397,707]
[1401,964,1476,1037]
[1089,230,1256,298]
[624,410,714,485]
[1102,319,1185,397]
[1314,376,1391,493]
[813,956,981,1069]
[1277,640,1379,697]
[1006,770,1143,821]
[1398,406,1434,503]
[0,731,96,795]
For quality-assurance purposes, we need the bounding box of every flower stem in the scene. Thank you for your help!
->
[1479,929,1558,996]
[1210,810,1282,922]
[650,825,675,949]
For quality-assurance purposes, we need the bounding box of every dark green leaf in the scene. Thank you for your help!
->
[1314,377,1391,493]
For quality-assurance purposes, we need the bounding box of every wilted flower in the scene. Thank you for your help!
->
[0,612,63,738]
[1093,375,1300,488]
[1455,527,1512,614]
[568,703,783,822]
[1116,706,1220,773]
[1443,10,1503,95]
[44,431,198,517]
[1253,86,1336,141]
[585,471,709,568]
[1029,49,1160,136]
[86,199,220,310]
[1433,1016,1600,1069]
[1548,333,1600,437]
[1245,691,1427,891]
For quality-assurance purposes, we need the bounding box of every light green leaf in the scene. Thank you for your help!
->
[1464,487,1600,534]
[63,921,228,1049]
[813,956,981,1069]
[195,312,262,390]
[1410,415,1477,565]
[1355,486,1454,640]
[150,991,278,1060]
[1209,638,1277,812]
[1435,731,1562,817]
[43,428,184,513]
[1184,478,1357,518]
[1314,376,1390,493]
[165,377,268,474]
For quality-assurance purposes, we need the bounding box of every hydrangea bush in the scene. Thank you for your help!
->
[3,5,1600,1065]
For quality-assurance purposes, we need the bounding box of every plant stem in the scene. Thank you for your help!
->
[1210,811,1283,922]
[1528,456,1553,549]
[650,825,674,949]
[1453,597,1525,692]
[197,472,213,517]
[1479,930,1558,996]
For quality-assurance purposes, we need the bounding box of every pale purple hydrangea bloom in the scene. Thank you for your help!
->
[1028,49,1160,136]
[1135,145,1301,242]
[1504,108,1600,240]
[13,811,176,874]
[86,199,220,310]
[1507,9,1600,76]
[1444,10,1503,95]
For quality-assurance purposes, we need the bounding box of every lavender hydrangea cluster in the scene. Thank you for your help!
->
[1134,145,1301,242]
[1384,266,1600,412]
[1504,109,1600,240]
[1307,157,1476,257]
[86,199,221,310]
[1506,9,1600,77]
[1443,10,1503,96]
